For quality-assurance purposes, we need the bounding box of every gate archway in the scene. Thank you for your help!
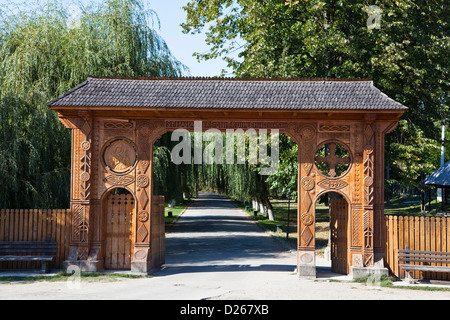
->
[48,76,407,278]
[329,196,349,275]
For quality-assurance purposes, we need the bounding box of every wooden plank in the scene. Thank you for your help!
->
[393,215,398,277]
[125,194,133,270]
[398,216,404,278]
[399,258,450,264]
[61,209,68,267]
[118,193,125,269]
[415,217,422,279]
[400,265,450,272]
[425,217,431,279]
[55,209,62,267]
[64,209,70,264]
[42,209,48,242]
[387,216,394,276]
[32,209,39,270]
[32,209,38,242]
[36,210,43,243]
[26,209,34,269]
[4,209,11,269]
[0,209,5,242]
[446,217,450,280]
[112,194,120,269]
[14,210,20,269]
[18,209,24,242]
[14,209,19,241]
[22,210,30,269]
[436,217,442,280]
[105,194,113,268]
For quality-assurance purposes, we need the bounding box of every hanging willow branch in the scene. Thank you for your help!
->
[0,0,186,208]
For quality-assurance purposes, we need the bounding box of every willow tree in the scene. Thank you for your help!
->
[0,0,186,208]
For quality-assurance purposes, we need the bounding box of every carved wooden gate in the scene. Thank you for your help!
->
[104,193,135,269]
[330,198,349,274]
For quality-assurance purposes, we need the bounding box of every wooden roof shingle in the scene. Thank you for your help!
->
[47,76,408,111]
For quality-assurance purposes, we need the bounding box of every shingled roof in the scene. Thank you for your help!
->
[47,76,407,111]
[425,161,450,187]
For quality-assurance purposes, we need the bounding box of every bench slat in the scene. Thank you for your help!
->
[0,256,55,262]
[399,264,450,273]
[0,248,57,252]
[399,254,450,260]
[398,249,450,255]
[399,258,450,264]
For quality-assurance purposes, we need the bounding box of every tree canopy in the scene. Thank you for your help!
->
[181,0,449,192]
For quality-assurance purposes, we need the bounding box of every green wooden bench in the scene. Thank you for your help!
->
[0,241,57,273]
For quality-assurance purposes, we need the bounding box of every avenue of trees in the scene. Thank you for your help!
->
[0,0,448,212]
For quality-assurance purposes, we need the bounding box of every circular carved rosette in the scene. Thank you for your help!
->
[80,172,90,182]
[364,176,374,187]
[138,210,149,222]
[81,140,91,151]
[299,125,316,142]
[301,213,314,226]
[137,174,149,188]
[301,176,315,191]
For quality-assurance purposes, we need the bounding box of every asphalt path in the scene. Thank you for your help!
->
[1,192,450,301]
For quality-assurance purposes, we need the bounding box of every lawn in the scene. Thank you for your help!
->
[165,199,192,225]
[237,194,445,257]
[236,198,331,256]
[384,194,445,216]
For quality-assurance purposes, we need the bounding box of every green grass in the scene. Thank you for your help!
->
[352,274,395,287]
[165,199,191,225]
[384,195,444,216]
[352,274,450,291]
[235,198,332,251]
[0,271,149,284]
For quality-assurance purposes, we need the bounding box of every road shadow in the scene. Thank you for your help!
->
[159,192,297,276]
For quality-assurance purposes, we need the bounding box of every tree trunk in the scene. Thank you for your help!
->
[261,196,275,221]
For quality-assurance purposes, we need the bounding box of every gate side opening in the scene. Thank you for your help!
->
[315,192,350,275]
[102,188,135,270]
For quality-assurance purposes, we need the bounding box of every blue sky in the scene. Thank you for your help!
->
[150,0,234,77]
[0,0,238,77]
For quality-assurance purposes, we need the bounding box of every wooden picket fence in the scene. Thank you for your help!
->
[0,209,70,270]
[1,208,450,281]
[385,215,450,280]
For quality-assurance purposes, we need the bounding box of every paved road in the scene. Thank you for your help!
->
[1,192,450,301]
[161,192,296,275]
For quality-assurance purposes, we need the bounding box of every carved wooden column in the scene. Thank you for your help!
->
[362,117,376,267]
[296,124,318,278]
[349,122,365,270]
[61,111,101,271]
[131,121,153,273]
[131,120,166,273]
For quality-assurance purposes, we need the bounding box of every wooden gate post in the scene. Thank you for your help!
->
[61,111,103,272]
[131,121,154,273]
[350,117,397,279]
[131,120,166,273]
[296,124,318,279]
